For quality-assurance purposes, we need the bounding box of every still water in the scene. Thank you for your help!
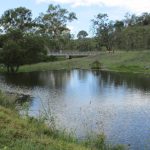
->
[0,70,150,149]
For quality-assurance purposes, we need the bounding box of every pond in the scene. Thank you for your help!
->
[0,70,150,149]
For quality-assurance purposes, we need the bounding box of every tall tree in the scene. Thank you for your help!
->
[114,21,124,32]
[124,13,137,27]
[77,30,88,39]
[1,40,23,73]
[92,13,115,52]
[0,7,33,32]
[137,12,150,26]
[1,29,47,72]
[36,4,77,39]
[35,4,77,51]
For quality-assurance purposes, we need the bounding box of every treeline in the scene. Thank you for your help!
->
[90,13,150,51]
[113,13,150,50]
[0,5,77,72]
[0,4,150,72]
[72,13,150,51]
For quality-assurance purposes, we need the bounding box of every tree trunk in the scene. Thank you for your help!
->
[15,65,19,72]
[10,66,15,73]
[7,65,10,73]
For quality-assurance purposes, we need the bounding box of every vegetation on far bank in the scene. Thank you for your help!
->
[1,4,150,73]
[2,50,147,75]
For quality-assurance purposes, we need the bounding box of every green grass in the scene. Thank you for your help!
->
[0,106,125,150]
[0,106,88,150]
[17,51,150,75]
[0,51,150,75]
[0,91,17,109]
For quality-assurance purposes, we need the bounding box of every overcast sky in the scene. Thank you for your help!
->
[0,0,150,36]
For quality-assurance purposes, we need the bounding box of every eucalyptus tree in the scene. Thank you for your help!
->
[76,30,91,51]
[58,30,74,50]
[124,13,138,27]
[92,13,115,52]
[137,12,150,26]
[0,7,34,33]
[36,4,77,50]
[37,4,77,38]
[113,21,124,49]
[77,30,88,39]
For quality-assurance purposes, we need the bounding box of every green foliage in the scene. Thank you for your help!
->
[0,35,7,48]
[0,5,76,72]
[16,51,150,76]
[113,13,150,50]
[1,40,23,72]
[34,4,77,51]
[77,30,88,39]
[92,13,115,52]
[90,61,102,69]
[124,12,150,26]
[0,29,24,72]
[90,12,150,51]
[0,3,77,72]
[114,26,150,50]
[22,35,47,64]
[75,38,97,51]
[36,4,77,39]
[0,7,33,32]
[1,5,150,73]
[0,29,47,72]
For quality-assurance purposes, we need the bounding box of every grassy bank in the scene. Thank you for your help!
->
[17,51,150,75]
[0,106,88,150]
[0,92,124,150]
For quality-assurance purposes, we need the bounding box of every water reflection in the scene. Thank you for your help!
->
[1,70,150,91]
[0,70,150,149]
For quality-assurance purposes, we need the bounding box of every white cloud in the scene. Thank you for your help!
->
[35,0,150,13]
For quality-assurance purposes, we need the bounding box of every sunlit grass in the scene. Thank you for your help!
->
[16,50,150,75]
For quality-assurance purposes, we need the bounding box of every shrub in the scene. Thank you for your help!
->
[90,60,102,69]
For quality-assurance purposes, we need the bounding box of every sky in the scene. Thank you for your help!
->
[0,0,150,37]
